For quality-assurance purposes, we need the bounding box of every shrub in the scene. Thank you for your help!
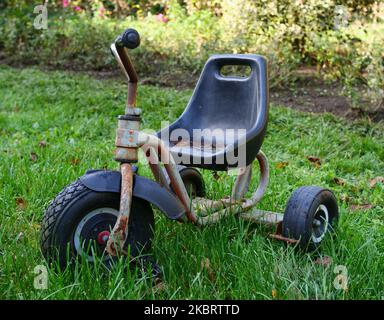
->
[306,25,384,111]
[0,0,383,112]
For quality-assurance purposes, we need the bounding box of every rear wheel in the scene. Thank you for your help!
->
[282,186,339,251]
[40,180,154,270]
[164,166,206,198]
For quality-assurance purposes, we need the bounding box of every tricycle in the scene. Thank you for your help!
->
[40,29,339,274]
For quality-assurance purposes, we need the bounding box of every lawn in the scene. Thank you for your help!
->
[0,65,383,300]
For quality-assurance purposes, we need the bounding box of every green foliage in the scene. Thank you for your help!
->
[0,1,383,111]
[305,22,384,111]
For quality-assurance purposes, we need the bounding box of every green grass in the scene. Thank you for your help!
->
[0,65,383,300]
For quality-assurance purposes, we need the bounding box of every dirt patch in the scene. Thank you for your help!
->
[1,61,383,122]
[271,68,384,122]
[272,81,360,120]
[136,66,384,122]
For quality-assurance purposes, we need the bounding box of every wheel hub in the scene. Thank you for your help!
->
[97,230,110,245]
[73,207,119,262]
[311,204,329,244]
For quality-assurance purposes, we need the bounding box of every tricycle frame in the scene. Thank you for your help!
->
[106,40,289,256]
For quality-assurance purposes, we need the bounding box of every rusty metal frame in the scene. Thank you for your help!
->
[107,42,140,256]
[106,163,133,256]
[136,133,285,228]
[110,43,138,107]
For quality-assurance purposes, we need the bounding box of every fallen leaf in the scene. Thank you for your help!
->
[201,258,215,282]
[333,177,345,186]
[307,155,321,163]
[16,232,24,242]
[30,152,38,162]
[307,156,321,167]
[276,161,289,169]
[314,255,333,267]
[152,281,166,294]
[340,194,350,203]
[70,158,81,166]
[16,197,26,210]
[368,176,384,188]
[38,140,47,148]
[349,204,373,211]
[271,289,277,298]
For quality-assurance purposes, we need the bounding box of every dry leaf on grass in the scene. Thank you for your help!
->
[271,289,277,298]
[16,197,26,210]
[349,204,374,211]
[368,176,384,188]
[30,152,38,162]
[276,161,289,169]
[307,156,321,167]
[39,140,47,148]
[340,194,350,203]
[201,258,215,282]
[152,281,167,294]
[314,255,333,267]
[70,158,81,166]
[333,177,345,186]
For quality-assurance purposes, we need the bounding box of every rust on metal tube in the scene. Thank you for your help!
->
[106,163,133,256]
[116,46,138,107]
[119,163,134,217]
[269,234,299,244]
[127,84,137,107]
[116,46,138,82]
[106,215,128,256]
[269,221,298,244]
[164,161,196,223]
[145,146,170,189]
[139,133,196,222]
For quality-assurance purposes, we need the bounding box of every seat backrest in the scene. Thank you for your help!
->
[159,54,269,169]
[178,54,267,135]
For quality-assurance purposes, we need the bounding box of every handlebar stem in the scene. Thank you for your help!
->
[110,43,138,108]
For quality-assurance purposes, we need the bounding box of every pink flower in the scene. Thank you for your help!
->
[73,5,81,12]
[155,13,169,23]
[98,6,106,17]
[62,0,69,7]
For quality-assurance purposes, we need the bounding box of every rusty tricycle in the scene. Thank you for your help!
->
[40,29,339,273]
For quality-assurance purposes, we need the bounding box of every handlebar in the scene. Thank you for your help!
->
[116,28,140,49]
[111,28,141,107]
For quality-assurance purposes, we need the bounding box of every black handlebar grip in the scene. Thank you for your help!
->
[116,28,140,49]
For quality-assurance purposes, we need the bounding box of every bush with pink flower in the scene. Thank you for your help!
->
[155,13,169,23]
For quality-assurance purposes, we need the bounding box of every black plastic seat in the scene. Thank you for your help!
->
[158,54,269,170]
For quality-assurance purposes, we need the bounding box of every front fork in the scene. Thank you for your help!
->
[106,107,141,256]
[106,32,150,256]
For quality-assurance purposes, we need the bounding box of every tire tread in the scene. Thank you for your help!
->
[282,186,338,250]
[40,180,87,258]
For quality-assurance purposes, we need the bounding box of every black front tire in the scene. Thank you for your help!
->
[40,179,154,270]
[282,186,339,251]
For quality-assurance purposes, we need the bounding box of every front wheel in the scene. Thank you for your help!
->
[282,186,339,251]
[40,180,154,270]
